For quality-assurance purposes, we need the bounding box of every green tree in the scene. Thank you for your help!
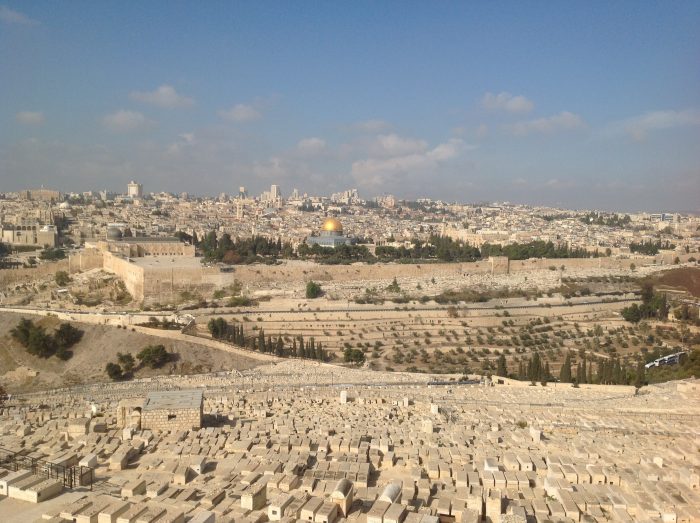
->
[117,352,135,373]
[496,354,507,377]
[621,303,642,323]
[306,281,322,299]
[105,362,123,381]
[207,317,228,339]
[344,347,365,364]
[10,318,34,347]
[136,344,170,368]
[386,277,401,293]
[559,353,572,383]
[634,360,645,389]
[54,323,83,350]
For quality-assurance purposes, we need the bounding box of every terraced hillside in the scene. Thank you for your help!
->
[189,293,698,376]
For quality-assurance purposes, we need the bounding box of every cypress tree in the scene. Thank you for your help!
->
[635,360,645,388]
[613,359,622,384]
[275,337,284,357]
[496,354,507,377]
[560,353,572,383]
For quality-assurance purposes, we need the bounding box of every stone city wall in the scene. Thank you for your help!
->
[64,249,695,305]
[0,260,69,287]
[103,253,145,302]
[68,248,104,273]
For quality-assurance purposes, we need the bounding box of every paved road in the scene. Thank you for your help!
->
[0,296,638,318]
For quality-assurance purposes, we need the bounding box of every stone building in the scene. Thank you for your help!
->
[140,390,203,432]
[306,218,354,249]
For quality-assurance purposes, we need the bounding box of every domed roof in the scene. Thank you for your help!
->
[379,482,402,503]
[332,478,353,497]
[321,217,343,233]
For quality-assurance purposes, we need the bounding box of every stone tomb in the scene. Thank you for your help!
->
[140,390,203,432]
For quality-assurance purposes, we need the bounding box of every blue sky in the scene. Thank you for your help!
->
[1,1,699,211]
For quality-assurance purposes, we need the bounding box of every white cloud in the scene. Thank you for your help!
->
[179,133,195,144]
[297,137,326,154]
[351,138,466,188]
[482,92,534,113]
[373,133,428,157]
[165,133,197,156]
[16,111,44,125]
[616,109,700,141]
[476,123,488,138]
[427,138,465,161]
[505,111,585,136]
[218,104,261,123]
[130,85,194,108]
[0,5,39,25]
[352,119,391,132]
[102,110,153,132]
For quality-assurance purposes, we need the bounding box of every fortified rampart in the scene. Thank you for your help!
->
[0,260,69,287]
[65,248,694,305]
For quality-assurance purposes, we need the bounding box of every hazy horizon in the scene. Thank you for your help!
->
[2,2,699,212]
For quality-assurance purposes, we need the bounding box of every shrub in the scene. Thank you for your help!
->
[117,352,135,373]
[306,281,322,299]
[137,344,171,368]
[105,362,123,381]
[344,347,365,364]
[55,271,70,287]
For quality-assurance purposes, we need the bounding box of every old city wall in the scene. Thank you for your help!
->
[68,248,104,273]
[103,253,145,302]
[223,261,494,285]
[58,249,689,306]
[142,266,216,304]
[0,259,69,287]
[215,254,666,285]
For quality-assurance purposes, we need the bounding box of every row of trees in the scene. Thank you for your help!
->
[10,319,83,360]
[194,230,603,268]
[481,240,594,260]
[200,232,295,264]
[580,212,632,228]
[629,240,675,255]
[504,351,646,388]
[207,317,329,361]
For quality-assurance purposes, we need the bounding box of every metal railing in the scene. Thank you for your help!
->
[0,446,94,489]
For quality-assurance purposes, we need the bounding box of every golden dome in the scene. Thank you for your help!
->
[321,217,343,233]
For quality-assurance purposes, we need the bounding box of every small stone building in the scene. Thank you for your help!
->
[140,390,203,432]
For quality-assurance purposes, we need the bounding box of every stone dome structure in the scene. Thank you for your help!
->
[321,217,343,233]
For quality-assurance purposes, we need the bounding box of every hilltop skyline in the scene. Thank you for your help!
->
[1,2,699,212]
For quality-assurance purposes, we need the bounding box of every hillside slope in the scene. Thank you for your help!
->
[0,312,261,392]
